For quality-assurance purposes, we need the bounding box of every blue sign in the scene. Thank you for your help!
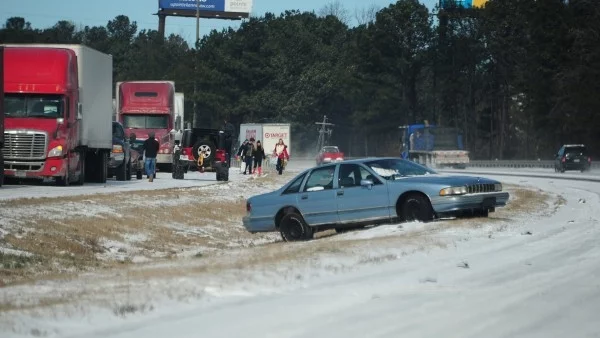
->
[440,0,473,8]
[159,0,225,13]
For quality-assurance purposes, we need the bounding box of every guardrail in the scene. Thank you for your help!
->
[231,156,599,170]
[466,160,600,170]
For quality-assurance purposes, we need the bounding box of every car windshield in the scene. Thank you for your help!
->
[364,158,437,179]
[123,115,169,129]
[4,94,64,118]
[322,147,339,153]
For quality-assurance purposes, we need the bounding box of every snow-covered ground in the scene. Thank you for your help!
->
[0,171,224,201]
[1,166,599,338]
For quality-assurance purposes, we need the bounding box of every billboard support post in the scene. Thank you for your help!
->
[193,0,199,128]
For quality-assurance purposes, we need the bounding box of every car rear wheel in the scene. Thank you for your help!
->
[280,212,313,242]
[400,193,434,222]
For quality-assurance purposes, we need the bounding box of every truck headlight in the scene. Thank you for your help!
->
[440,186,467,196]
[112,144,124,153]
[494,183,502,191]
[48,145,63,157]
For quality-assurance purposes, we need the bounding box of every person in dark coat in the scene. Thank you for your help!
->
[142,131,160,182]
[252,140,266,176]
[222,119,236,166]
[242,138,255,175]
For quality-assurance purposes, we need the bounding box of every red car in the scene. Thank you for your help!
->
[316,146,344,166]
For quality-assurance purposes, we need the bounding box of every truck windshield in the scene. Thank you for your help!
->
[4,94,64,118]
[123,115,169,129]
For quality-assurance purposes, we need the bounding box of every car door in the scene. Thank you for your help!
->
[297,164,340,226]
[336,163,390,223]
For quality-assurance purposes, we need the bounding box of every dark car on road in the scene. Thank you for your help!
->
[554,144,591,173]
[108,122,132,181]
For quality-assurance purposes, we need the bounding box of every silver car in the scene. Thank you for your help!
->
[243,158,509,242]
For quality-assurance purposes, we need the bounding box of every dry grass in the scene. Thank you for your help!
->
[0,177,282,285]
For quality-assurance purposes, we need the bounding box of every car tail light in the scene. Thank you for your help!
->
[215,149,226,162]
[561,157,566,163]
[588,157,592,163]
[182,149,188,155]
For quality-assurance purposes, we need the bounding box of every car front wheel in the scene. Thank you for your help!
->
[279,212,314,242]
[401,193,434,222]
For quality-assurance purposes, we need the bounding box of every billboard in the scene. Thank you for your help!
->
[440,0,488,9]
[158,0,253,19]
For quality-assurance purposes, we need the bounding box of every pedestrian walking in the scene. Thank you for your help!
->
[142,131,160,182]
[242,138,255,175]
[236,139,249,173]
[273,139,289,175]
[252,140,266,176]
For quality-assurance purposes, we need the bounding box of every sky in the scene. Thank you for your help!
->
[1,0,438,45]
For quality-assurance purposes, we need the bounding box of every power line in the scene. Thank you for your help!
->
[315,115,334,154]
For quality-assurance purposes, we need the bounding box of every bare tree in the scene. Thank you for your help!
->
[355,4,380,26]
[318,0,351,25]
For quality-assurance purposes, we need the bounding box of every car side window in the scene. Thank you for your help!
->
[338,164,382,188]
[304,166,336,192]
[283,173,307,195]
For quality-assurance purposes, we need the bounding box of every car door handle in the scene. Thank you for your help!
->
[301,195,308,200]
[337,191,344,196]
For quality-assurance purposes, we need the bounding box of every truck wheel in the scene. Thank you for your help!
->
[100,152,108,184]
[56,166,70,186]
[279,212,313,242]
[116,161,127,181]
[0,152,4,187]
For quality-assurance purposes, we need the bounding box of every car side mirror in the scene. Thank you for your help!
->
[360,179,374,190]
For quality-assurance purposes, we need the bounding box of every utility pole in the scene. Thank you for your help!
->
[192,0,200,127]
[315,115,335,154]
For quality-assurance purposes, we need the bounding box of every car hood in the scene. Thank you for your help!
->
[392,174,499,186]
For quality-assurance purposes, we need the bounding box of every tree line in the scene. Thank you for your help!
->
[1,0,599,159]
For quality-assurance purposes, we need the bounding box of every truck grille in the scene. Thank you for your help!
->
[2,131,48,160]
[467,183,495,194]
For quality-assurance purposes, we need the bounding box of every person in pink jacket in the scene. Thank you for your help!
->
[273,139,290,175]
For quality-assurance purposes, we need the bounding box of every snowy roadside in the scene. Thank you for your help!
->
[0,174,562,337]
[0,167,297,286]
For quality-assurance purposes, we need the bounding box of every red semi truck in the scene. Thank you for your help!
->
[0,46,4,187]
[115,81,176,172]
[2,44,113,185]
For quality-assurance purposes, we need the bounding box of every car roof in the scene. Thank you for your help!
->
[315,157,403,165]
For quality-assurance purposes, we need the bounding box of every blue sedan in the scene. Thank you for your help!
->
[243,158,509,241]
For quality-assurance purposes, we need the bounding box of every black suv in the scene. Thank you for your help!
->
[554,144,591,173]
[172,128,229,181]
